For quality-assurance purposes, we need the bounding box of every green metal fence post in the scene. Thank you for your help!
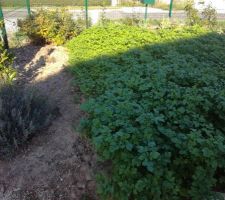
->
[144,3,148,24]
[169,0,173,18]
[84,0,89,28]
[0,2,9,49]
[26,0,31,16]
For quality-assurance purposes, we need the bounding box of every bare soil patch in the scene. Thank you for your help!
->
[0,45,97,200]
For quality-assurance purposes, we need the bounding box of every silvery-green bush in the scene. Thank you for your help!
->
[0,85,57,158]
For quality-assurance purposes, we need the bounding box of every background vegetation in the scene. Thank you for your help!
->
[18,9,86,45]
[1,0,185,9]
[1,0,111,7]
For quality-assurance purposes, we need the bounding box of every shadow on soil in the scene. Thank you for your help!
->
[0,44,97,200]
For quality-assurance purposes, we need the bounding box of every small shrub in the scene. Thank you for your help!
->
[99,5,110,26]
[185,1,201,26]
[18,9,86,45]
[0,40,16,84]
[202,5,217,28]
[68,24,225,200]
[119,0,141,6]
[184,1,218,28]
[117,16,142,27]
[0,85,57,158]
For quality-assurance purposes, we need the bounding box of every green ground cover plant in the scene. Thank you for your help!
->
[68,23,225,200]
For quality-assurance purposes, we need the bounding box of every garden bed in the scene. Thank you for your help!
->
[0,44,97,200]
[68,23,225,200]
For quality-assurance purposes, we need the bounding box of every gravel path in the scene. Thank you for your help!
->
[0,45,97,200]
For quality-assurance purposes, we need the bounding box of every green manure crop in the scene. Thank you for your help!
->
[67,23,225,200]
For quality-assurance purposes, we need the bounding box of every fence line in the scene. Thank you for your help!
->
[0,0,31,48]
[0,0,187,49]
[0,2,9,49]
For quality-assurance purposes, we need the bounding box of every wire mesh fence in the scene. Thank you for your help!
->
[1,0,29,40]
[30,0,111,7]
[85,0,176,24]
[0,0,30,48]
[0,0,189,48]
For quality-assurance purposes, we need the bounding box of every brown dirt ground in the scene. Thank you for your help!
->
[0,45,97,200]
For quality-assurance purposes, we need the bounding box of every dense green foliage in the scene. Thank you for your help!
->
[0,85,57,158]
[68,24,225,200]
[18,9,86,45]
[68,24,208,95]
[0,39,16,84]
